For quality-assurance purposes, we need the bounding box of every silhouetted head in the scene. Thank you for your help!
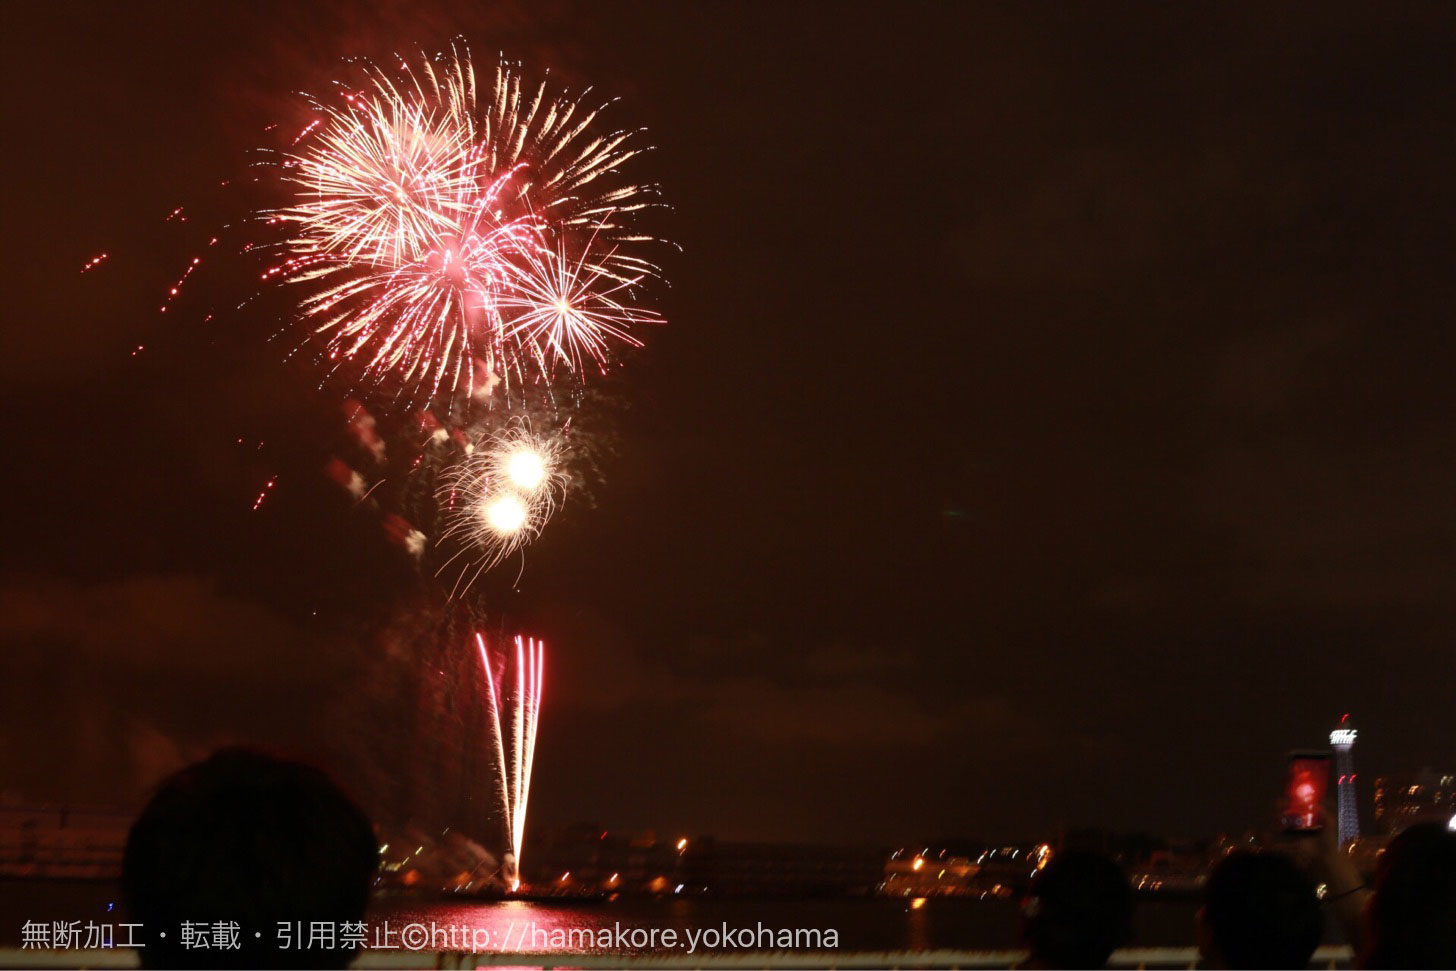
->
[1022,850,1133,969]
[122,747,378,969]
[1365,822,1456,969]
[1198,851,1321,969]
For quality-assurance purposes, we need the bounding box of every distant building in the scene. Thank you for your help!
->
[0,806,131,879]
[882,848,982,896]
[528,823,682,893]
[1373,768,1455,834]
[375,825,499,892]
[1330,714,1360,845]
[679,838,884,896]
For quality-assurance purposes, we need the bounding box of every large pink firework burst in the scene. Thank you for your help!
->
[271,44,665,406]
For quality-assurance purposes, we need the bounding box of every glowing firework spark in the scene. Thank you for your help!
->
[476,632,544,891]
[251,475,278,511]
[483,493,528,533]
[504,447,547,491]
[161,257,203,313]
[271,44,664,404]
[501,233,658,378]
[436,423,565,592]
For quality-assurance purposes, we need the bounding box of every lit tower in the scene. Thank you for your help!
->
[1330,713,1360,845]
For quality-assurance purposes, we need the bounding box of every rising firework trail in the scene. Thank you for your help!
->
[476,633,545,891]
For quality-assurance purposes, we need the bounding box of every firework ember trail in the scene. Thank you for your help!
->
[475,633,545,891]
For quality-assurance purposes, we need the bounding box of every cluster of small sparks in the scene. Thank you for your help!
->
[270,43,663,405]
[435,423,565,594]
[475,633,545,891]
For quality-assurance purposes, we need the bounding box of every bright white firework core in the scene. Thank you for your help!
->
[505,449,548,491]
[483,494,529,534]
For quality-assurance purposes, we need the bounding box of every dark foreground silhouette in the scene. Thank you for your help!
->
[122,747,378,969]
[1020,850,1133,969]
[1365,821,1456,969]
[1198,851,1322,969]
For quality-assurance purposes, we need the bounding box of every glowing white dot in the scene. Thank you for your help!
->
[482,494,528,534]
[505,449,547,491]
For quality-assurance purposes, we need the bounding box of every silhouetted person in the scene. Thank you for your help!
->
[1364,822,1456,969]
[122,747,378,969]
[1197,851,1322,969]
[1021,850,1133,969]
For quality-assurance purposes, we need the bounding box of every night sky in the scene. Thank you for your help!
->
[3,1,1454,846]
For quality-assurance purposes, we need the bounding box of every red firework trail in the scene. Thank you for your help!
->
[476,632,544,891]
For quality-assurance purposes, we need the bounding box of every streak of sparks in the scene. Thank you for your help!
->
[251,476,278,511]
[80,253,109,274]
[476,633,544,892]
[291,118,323,146]
[159,257,202,313]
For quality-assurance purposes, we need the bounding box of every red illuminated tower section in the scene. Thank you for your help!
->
[1330,714,1360,846]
